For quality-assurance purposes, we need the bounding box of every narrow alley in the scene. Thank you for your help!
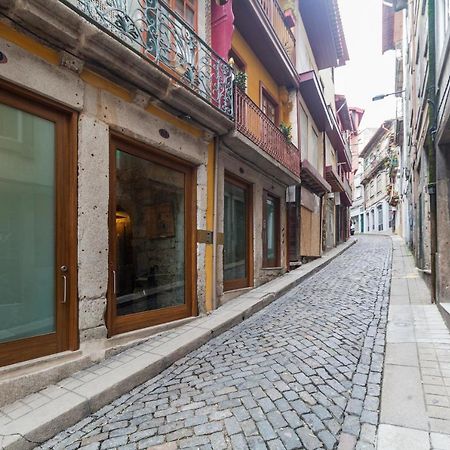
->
[37,236,391,450]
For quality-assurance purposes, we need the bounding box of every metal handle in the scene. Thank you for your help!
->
[62,275,67,304]
[112,270,117,295]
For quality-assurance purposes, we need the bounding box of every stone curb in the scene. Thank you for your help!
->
[0,239,356,450]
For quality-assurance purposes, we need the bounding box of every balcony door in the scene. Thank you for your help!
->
[108,135,196,336]
[223,175,253,291]
[0,83,77,367]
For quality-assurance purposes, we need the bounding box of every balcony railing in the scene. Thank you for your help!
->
[63,0,234,117]
[363,154,389,182]
[256,0,296,65]
[235,87,300,177]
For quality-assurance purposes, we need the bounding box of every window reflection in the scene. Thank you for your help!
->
[115,150,185,316]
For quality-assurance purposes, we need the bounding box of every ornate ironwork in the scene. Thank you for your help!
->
[64,0,234,117]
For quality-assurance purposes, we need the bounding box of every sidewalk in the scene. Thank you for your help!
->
[0,239,356,450]
[378,236,450,449]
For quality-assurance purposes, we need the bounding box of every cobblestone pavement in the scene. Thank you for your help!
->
[38,236,392,450]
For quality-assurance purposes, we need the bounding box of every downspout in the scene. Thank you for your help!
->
[427,0,438,302]
[212,137,219,310]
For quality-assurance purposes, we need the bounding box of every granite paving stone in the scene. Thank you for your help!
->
[36,236,391,449]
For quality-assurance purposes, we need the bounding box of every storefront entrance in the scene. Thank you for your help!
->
[0,83,77,366]
[223,175,253,291]
[108,135,196,335]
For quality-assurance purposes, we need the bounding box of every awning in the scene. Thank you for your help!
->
[301,160,331,195]
[299,71,333,132]
[298,0,349,70]
[325,165,344,193]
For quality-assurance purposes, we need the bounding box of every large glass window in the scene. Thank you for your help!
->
[0,103,55,343]
[114,150,186,317]
[224,178,251,290]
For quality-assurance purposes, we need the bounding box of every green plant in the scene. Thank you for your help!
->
[234,71,247,91]
[279,122,292,142]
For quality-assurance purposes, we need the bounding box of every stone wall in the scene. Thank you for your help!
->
[217,150,288,305]
[0,36,210,346]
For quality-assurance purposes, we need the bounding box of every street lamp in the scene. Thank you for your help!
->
[372,90,405,101]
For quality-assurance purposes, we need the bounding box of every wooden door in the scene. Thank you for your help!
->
[108,135,196,336]
[223,174,253,291]
[0,82,77,366]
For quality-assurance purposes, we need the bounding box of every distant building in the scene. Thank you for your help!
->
[350,128,375,234]
[360,120,396,234]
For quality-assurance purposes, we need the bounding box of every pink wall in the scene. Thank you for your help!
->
[211,0,234,60]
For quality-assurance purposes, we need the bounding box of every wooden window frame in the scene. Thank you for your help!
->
[0,80,78,367]
[169,0,198,31]
[262,191,281,268]
[229,48,247,73]
[107,133,197,337]
[259,82,279,126]
[223,173,253,292]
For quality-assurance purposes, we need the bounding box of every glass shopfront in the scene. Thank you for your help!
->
[0,84,76,366]
[223,176,252,291]
[109,136,195,335]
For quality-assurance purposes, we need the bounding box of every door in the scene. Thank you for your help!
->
[0,83,77,367]
[223,175,253,291]
[262,191,280,267]
[108,135,196,336]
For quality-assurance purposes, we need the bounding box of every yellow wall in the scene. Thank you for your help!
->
[231,30,290,124]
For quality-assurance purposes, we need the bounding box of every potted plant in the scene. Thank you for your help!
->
[279,122,292,143]
[234,71,247,92]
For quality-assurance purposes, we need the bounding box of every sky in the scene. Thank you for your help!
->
[335,0,397,131]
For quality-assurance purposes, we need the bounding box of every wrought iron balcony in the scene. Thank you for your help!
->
[234,87,300,177]
[256,0,296,65]
[63,0,234,117]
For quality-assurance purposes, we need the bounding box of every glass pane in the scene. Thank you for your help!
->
[224,181,247,282]
[185,7,195,27]
[175,0,184,15]
[266,196,276,262]
[115,150,185,316]
[0,103,55,343]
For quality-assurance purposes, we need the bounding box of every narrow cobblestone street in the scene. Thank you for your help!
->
[38,236,392,450]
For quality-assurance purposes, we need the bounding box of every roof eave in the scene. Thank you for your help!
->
[298,0,349,70]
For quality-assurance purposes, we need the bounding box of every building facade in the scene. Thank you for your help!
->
[360,121,396,234]
[296,0,354,260]
[0,0,355,399]
[384,0,450,303]
[211,0,300,305]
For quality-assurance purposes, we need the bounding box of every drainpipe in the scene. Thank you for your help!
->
[427,0,438,302]
[212,137,220,310]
